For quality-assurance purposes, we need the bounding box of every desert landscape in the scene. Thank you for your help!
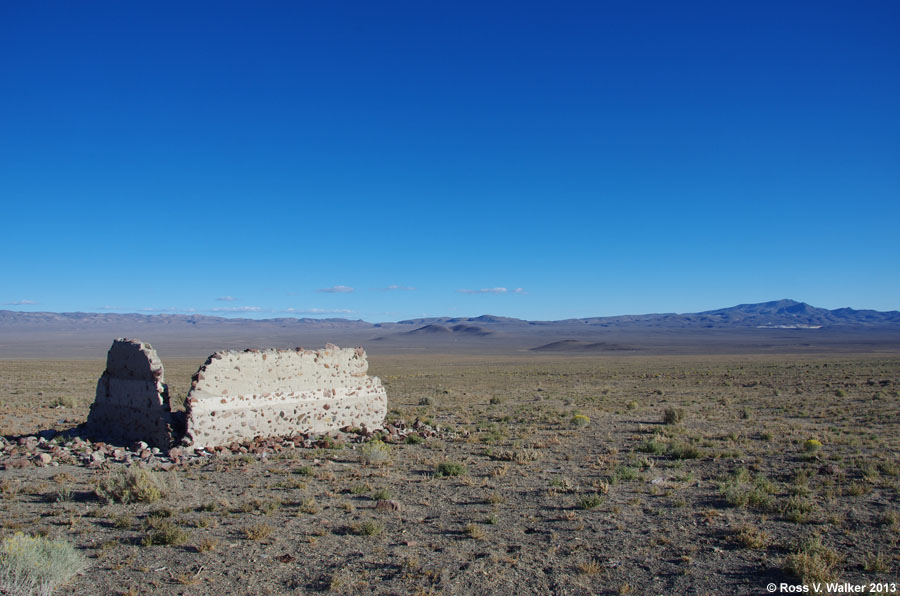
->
[4,3,898,594]
[1,301,899,595]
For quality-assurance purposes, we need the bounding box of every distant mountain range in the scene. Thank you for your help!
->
[2,299,898,331]
[387,299,900,329]
[2,300,899,358]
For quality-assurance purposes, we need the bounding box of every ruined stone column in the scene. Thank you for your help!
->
[84,339,177,449]
[183,344,386,450]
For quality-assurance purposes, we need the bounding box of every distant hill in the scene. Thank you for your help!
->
[373,323,496,341]
[2,300,899,358]
[549,300,900,329]
[2,300,898,333]
[0,311,373,329]
[531,340,635,352]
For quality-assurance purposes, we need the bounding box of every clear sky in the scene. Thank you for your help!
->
[2,1,898,321]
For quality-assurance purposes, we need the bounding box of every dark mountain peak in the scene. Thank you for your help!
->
[449,324,494,336]
[406,324,452,335]
[468,314,524,324]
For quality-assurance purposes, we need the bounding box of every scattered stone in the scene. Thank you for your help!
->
[6,456,32,469]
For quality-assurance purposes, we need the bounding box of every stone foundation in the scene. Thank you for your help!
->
[183,344,386,449]
[84,339,386,450]
[84,339,178,449]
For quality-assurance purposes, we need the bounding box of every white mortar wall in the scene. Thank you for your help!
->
[183,345,386,449]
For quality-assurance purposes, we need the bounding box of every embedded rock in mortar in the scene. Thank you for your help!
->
[84,339,178,449]
[183,344,387,449]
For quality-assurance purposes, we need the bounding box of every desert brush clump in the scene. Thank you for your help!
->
[663,407,685,425]
[783,534,840,586]
[94,467,178,504]
[719,468,777,511]
[571,414,590,427]
[141,518,189,546]
[435,462,466,477]
[802,439,823,454]
[0,532,85,596]
[360,440,391,466]
[350,520,384,536]
[577,494,603,510]
[243,523,274,541]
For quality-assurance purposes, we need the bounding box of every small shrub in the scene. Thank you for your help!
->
[719,468,777,511]
[464,524,485,540]
[238,498,280,515]
[782,496,816,523]
[626,401,638,411]
[487,448,539,464]
[51,485,73,503]
[298,498,320,515]
[577,494,603,510]
[784,535,840,586]
[52,395,79,409]
[667,442,701,460]
[195,537,220,553]
[577,559,602,575]
[294,466,313,476]
[371,488,392,501]
[435,462,466,477]
[637,438,667,455]
[95,467,177,504]
[864,552,890,573]
[802,439,822,454]
[141,519,188,546]
[489,396,503,405]
[613,465,641,483]
[360,440,391,466]
[111,514,134,530]
[418,397,432,406]
[486,492,505,505]
[663,408,685,425]
[351,521,383,536]
[243,523,273,541]
[0,533,85,596]
[735,524,769,549]
[571,414,590,427]
[405,434,424,445]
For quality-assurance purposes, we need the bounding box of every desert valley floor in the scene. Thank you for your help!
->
[1,352,899,595]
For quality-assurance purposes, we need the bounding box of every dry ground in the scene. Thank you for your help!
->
[1,353,898,595]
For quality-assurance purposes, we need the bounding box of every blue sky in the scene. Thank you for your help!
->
[2,1,898,321]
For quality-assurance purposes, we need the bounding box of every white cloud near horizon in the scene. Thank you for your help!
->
[382,285,416,291]
[140,306,198,313]
[4,299,38,305]
[316,285,354,293]
[284,307,355,315]
[216,296,238,301]
[457,287,526,295]
[209,306,263,313]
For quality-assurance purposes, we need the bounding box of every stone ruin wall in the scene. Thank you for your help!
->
[85,339,180,449]
[84,339,386,450]
[184,344,386,449]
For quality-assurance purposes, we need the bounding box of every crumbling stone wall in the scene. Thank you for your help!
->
[183,344,387,449]
[84,339,386,450]
[84,339,179,449]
